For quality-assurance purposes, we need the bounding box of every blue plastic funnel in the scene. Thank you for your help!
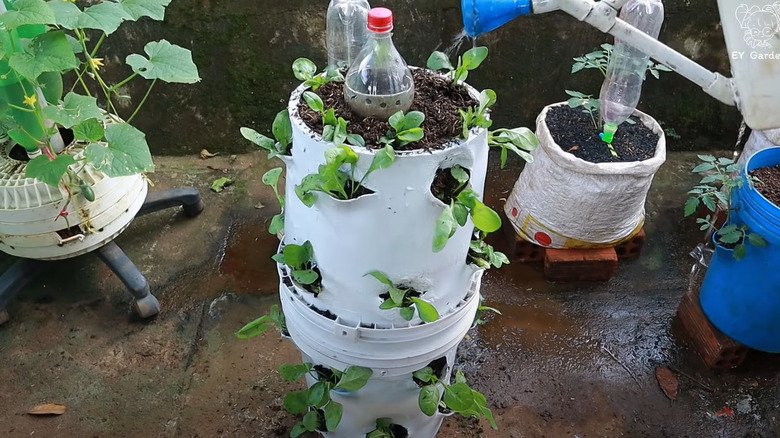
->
[461,0,533,37]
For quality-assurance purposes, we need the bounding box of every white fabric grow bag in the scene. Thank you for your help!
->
[504,102,666,248]
[283,80,489,327]
[738,129,780,165]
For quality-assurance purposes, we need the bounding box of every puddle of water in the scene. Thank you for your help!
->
[218,220,281,296]
[478,296,577,351]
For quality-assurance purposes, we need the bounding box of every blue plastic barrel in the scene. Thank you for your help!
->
[699,146,780,353]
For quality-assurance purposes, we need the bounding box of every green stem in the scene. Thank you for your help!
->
[6,103,34,112]
[89,33,106,59]
[108,72,139,93]
[73,69,92,98]
[126,78,157,123]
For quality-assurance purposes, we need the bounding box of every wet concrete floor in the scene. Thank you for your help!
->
[0,150,778,438]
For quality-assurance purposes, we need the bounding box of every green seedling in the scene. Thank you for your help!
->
[433,176,502,253]
[379,110,425,148]
[280,363,372,437]
[459,89,495,139]
[296,145,395,206]
[303,91,364,147]
[235,304,287,339]
[240,109,293,159]
[468,234,510,270]
[366,271,439,322]
[571,43,671,79]
[366,418,406,438]
[262,167,285,235]
[685,154,766,260]
[487,127,539,169]
[292,57,344,91]
[426,46,489,84]
[474,296,501,326]
[413,368,497,430]
[272,241,321,293]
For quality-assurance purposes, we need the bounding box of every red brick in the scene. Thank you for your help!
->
[675,289,747,370]
[615,229,646,260]
[500,213,546,263]
[543,247,618,282]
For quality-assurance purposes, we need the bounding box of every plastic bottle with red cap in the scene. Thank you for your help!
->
[344,7,414,120]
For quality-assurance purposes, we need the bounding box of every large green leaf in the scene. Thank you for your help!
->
[323,401,343,432]
[47,0,81,29]
[25,154,75,186]
[72,118,105,142]
[283,390,309,415]
[333,366,372,391]
[443,382,475,412]
[119,0,170,21]
[126,39,200,83]
[470,201,501,233]
[41,92,102,128]
[412,298,439,323]
[278,363,312,382]
[77,2,133,35]
[84,123,154,177]
[418,384,440,416]
[9,31,79,81]
[1,0,56,30]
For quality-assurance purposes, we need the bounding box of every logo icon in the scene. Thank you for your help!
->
[736,2,780,49]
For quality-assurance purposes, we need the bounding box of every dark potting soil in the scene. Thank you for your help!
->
[546,105,659,163]
[430,166,469,203]
[750,164,780,207]
[298,69,477,150]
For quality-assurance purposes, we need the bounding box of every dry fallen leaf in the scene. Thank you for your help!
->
[567,145,580,152]
[28,403,66,415]
[655,366,679,400]
[200,149,218,159]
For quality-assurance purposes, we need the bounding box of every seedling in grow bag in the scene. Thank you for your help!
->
[366,271,439,322]
[296,145,395,205]
[685,155,766,260]
[292,57,344,91]
[235,304,287,338]
[303,91,365,147]
[240,109,293,159]
[413,367,497,430]
[272,241,322,294]
[378,110,425,149]
[280,362,372,437]
[262,167,285,235]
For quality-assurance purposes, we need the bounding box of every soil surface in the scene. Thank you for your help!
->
[546,105,660,163]
[298,69,477,150]
[750,164,780,207]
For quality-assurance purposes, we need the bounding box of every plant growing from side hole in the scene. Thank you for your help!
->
[280,362,373,437]
[366,418,407,438]
[235,304,287,338]
[378,110,425,148]
[474,297,501,326]
[488,127,539,169]
[467,233,509,270]
[303,91,365,147]
[684,154,766,260]
[366,271,439,322]
[432,166,502,252]
[413,367,497,429]
[292,57,344,91]
[272,241,321,293]
[296,145,395,206]
[240,109,293,158]
[426,46,488,84]
[262,167,285,235]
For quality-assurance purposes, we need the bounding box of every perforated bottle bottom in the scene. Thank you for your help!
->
[343,83,413,120]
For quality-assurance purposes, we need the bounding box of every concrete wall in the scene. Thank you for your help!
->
[104,0,741,155]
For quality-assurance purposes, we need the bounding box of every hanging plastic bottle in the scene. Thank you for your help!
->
[326,0,370,70]
[598,0,664,144]
[344,7,414,120]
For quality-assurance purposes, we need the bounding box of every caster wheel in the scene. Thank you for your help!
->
[183,199,204,217]
[134,294,160,318]
[0,310,9,325]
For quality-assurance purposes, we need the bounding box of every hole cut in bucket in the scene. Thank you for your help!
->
[365,419,409,438]
[431,165,470,204]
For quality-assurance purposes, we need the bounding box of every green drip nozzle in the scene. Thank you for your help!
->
[600,123,618,144]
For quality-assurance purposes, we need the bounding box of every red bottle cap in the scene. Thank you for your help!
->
[367,7,393,32]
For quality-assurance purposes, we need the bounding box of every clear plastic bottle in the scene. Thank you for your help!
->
[598,0,664,143]
[326,0,370,70]
[344,7,414,120]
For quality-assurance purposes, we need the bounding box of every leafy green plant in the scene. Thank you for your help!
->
[365,271,439,322]
[262,167,285,235]
[467,235,509,269]
[280,362,372,437]
[487,127,539,169]
[302,91,364,147]
[0,0,199,193]
[433,167,502,252]
[378,110,424,148]
[292,57,344,91]
[414,367,497,430]
[474,297,501,326]
[426,46,488,84]
[459,89,495,139]
[565,90,600,128]
[296,145,394,206]
[272,241,321,293]
[240,109,293,158]
[366,418,407,438]
[571,43,671,79]
[235,304,287,339]
[684,154,766,260]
